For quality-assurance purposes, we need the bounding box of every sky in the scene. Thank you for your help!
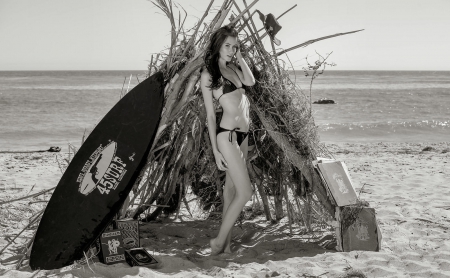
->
[1,0,449,71]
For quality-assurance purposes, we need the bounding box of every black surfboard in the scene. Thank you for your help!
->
[29,72,165,270]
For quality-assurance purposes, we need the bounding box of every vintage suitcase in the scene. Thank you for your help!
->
[340,207,381,251]
[124,248,158,267]
[114,218,140,249]
[98,229,126,265]
[317,161,358,206]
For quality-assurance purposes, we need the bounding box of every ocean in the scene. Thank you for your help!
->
[0,70,449,151]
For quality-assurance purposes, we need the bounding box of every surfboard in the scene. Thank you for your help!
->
[29,71,165,270]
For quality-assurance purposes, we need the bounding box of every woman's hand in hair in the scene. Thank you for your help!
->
[213,150,228,171]
[234,42,255,86]
[235,42,243,59]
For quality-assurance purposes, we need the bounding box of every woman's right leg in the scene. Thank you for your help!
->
[222,134,249,253]
[211,132,253,254]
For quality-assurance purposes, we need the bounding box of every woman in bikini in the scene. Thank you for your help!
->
[200,25,256,255]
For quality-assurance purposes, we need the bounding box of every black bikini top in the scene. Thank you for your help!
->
[216,65,243,102]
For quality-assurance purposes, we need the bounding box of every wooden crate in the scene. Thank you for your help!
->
[115,218,140,249]
[99,229,126,265]
[124,248,158,267]
[336,206,382,252]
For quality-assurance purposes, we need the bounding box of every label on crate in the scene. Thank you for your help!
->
[99,229,126,265]
[106,254,126,263]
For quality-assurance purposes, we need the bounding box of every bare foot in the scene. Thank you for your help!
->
[210,238,224,256]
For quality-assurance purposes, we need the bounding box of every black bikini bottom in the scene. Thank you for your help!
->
[217,126,249,146]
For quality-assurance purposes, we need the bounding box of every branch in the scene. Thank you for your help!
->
[276,29,364,57]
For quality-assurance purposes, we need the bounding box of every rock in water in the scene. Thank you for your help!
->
[313,98,335,104]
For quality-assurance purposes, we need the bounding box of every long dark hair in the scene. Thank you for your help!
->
[204,25,238,90]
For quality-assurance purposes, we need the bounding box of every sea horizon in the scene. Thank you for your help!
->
[1,70,449,151]
[2,69,450,72]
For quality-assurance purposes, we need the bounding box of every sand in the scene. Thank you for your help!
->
[1,142,449,278]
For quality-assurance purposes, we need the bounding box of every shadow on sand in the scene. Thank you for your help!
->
[138,218,335,274]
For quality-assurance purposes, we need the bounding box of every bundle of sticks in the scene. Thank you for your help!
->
[125,0,362,231]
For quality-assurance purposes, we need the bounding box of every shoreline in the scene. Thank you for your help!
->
[2,139,449,154]
[1,141,449,277]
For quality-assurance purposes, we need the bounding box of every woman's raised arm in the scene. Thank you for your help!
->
[234,48,255,86]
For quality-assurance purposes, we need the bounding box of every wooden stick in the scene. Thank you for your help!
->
[305,193,312,231]
[181,0,215,58]
[132,176,167,219]
[284,180,293,234]
[243,0,262,43]
[26,184,35,196]
[270,38,282,76]
[0,187,55,206]
[294,191,307,226]
[153,53,160,72]
[174,183,184,219]
[120,76,126,99]
[240,7,266,59]
[220,0,232,11]
[278,4,297,19]
[229,0,259,25]
[236,10,256,33]
[213,8,231,31]
[300,173,306,197]
[154,0,176,71]
[205,0,230,35]
[15,230,36,270]
[248,164,270,220]
[195,22,209,47]
[250,102,335,216]
[183,196,193,217]
[139,204,170,208]
[67,143,71,164]
[276,29,364,57]
[170,68,201,118]
[225,0,233,9]
[149,55,154,75]
[0,210,43,255]
[131,176,157,211]
[129,181,154,213]
[81,128,87,146]
[126,74,132,94]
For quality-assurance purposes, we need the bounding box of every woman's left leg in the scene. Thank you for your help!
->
[221,135,249,253]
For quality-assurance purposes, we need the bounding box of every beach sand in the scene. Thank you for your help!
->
[1,142,449,277]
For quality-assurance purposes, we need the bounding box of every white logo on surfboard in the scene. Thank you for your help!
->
[76,141,127,195]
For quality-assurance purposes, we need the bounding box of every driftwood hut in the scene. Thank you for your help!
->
[124,0,364,232]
